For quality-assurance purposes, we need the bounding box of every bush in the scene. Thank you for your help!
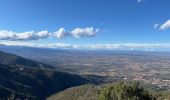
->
[99,82,153,100]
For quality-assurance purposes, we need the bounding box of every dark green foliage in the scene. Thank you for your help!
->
[153,91,170,100]
[47,82,170,100]
[47,84,100,100]
[0,51,89,99]
[0,64,89,99]
[99,82,153,100]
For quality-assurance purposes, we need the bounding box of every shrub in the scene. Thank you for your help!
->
[99,82,153,100]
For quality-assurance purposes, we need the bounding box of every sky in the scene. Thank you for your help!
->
[0,0,170,50]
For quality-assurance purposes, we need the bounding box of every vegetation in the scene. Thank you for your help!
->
[47,82,170,100]
[47,84,100,100]
[1,50,170,100]
[153,91,170,100]
[0,63,89,99]
[0,51,89,99]
[99,82,153,100]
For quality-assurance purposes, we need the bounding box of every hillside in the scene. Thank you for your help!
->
[47,84,100,100]
[47,82,170,100]
[0,50,53,69]
[0,63,89,99]
[0,51,89,99]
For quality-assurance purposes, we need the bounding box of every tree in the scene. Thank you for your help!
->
[99,82,153,100]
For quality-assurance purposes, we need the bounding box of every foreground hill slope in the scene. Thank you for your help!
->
[47,84,100,100]
[0,64,88,99]
[47,82,170,100]
[0,51,89,99]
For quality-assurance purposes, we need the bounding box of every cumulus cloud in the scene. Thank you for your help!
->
[54,28,70,38]
[160,19,170,30]
[54,27,99,38]
[71,27,99,38]
[36,30,50,38]
[0,30,50,41]
[0,27,98,41]
[0,30,16,40]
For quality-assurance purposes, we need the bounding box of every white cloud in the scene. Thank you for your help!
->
[77,43,170,50]
[54,27,99,38]
[36,30,50,38]
[16,31,34,40]
[0,41,44,47]
[2,42,170,51]
[0,41,73,49]
[0,30,51,41]
[71,27,99,38]
[0,27,98,41]
[54,28,70,38]
[160,19,170,30]
[0,30,16,40]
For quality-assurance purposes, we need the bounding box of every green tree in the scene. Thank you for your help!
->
[99,82,153,100]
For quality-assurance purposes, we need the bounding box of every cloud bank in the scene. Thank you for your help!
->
[0,30,50,41]
[2,42,170,51]
[0,27,98,41]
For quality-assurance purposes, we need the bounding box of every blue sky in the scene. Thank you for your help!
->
[0,0,170,50]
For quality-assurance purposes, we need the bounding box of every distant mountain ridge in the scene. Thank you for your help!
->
[0,44,68,56]
[0,50,53,69]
